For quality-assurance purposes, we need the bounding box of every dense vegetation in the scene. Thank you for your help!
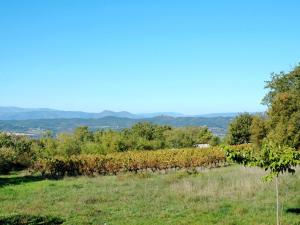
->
[0,134,34,174]
[0,123,220,174]
[263,65,300,149]
[226,64,300,151]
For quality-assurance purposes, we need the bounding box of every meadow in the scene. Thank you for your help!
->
[1,166,299,225]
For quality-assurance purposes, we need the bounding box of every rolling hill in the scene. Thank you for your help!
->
[0,107,239,120]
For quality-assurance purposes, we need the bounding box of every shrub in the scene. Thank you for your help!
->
[0,147,17,174]
[33,147,226,177]
[0,133,35,174]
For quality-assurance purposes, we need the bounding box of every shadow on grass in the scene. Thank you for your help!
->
[0,175,45,188]
[0,214,64,225]
[286,208,300,214]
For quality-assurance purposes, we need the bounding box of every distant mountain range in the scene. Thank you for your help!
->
[0,107,239,120]
[0,107,137,120]
[0,107,259,137]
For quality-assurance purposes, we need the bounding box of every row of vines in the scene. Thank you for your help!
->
[33,147,226,177]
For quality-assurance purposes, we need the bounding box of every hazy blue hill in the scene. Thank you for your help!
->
[196,112,240,118]
[0,107,188,120]
[99,110,138,118]
[0,107,138,120]
[0,106,247,121]
[138,112,185,118]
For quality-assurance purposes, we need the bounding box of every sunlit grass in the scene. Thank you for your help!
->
[0,166,299,225]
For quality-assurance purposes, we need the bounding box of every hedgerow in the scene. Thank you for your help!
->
[33,148,226,177]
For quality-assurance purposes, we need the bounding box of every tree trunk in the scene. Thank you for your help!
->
[276,176,280,225]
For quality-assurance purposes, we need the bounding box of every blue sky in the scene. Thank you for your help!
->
[1,0,300,114]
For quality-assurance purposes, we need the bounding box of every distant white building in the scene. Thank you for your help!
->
[194,144,210,149]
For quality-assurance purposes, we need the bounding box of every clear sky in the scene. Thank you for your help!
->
[1,0,300,114]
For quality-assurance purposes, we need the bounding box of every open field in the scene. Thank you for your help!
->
[0,166,299,225]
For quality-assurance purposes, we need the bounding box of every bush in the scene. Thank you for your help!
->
[0,133,34,174]
[0,147,17,174]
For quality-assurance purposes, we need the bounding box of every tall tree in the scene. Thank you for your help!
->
[226,113,254,145]
[263,64,300,149]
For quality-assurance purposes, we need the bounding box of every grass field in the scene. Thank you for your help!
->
[0,166,299,225]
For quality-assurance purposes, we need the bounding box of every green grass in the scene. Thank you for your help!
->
[0,166,299,225]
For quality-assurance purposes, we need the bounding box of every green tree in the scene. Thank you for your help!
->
[57,134,81,156]
[250,115,267,148]
[94,130,121,154]
[263,64,300,149]
[131,122,171,141]
[74,126,93,143]
[164,126,215,148]
[226,113,254,145]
